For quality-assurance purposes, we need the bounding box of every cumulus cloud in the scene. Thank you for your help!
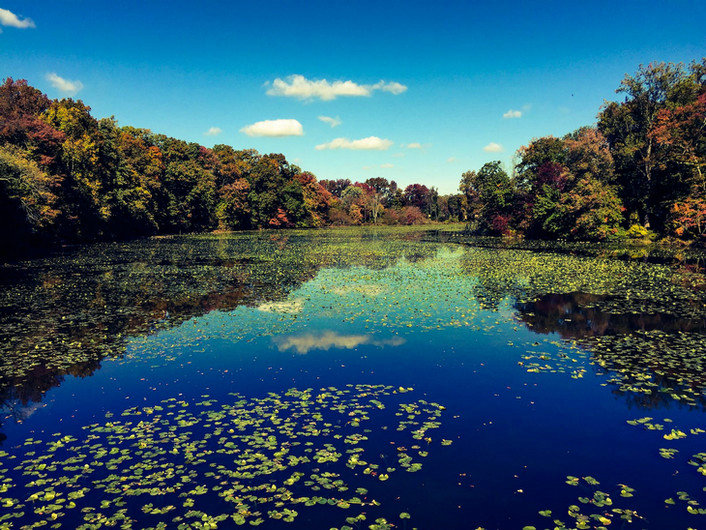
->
[266,74,407,101]
[483,142,503,152]
[318,115,342,128]
[45,73,83,94]
[204,127,222,136]
[316,136,393,151]
[275,331,405,354]
[0,8,35,29]
[380,163,394,168]
[374,81,407,95]
[406,142,422,149]
[446,156,457,163]
[503,109,522,119]
[240,119,304,137]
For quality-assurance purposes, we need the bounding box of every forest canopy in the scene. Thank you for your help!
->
[461,59,706,242]
[0,78,465,256]
[1,58,704,257]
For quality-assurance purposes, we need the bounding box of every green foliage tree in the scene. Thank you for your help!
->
[598,61,705,230]
[461,162,515,234]
[0,145,60,249]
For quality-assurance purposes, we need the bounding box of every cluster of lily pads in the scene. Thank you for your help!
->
[623,416,706,518]
[519,475,643,530]
[515,339,589,378]
[456,245,705,318]
[418,243,706,412]
[586,330,706,408]
[0,384,448,529]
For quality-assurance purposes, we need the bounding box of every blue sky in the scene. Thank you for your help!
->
[2,1,705,193]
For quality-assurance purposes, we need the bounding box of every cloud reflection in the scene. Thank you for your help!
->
[275,331,405,354]
[257,298,304,314]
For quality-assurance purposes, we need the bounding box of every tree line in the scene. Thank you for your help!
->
[1,58,704,258]
[462,59,705,242]
[0,78,466,258]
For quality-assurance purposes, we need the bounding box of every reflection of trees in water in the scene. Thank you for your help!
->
[461,246,705,316]
[516,293,706,338]
[6,231,702,434]
[455,245,706,410]
[605,371,706,411]
[1,358,103,430]
[0,230,438,440]
[515,292,706,410]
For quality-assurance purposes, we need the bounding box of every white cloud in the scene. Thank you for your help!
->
[316,136,393,151]
[362,165,373,170]
[392,152,405,158]
[0,8,35,29]
[380,163,394,168]
[503,109,522,119]
[406,142,422,149]
[45,73,83,94]
[374,81,407,95]
[240,119,304,137]
[266,74,407,101]
[318,115,342,128]
[204,127,222,136]
[483,142,503,152]
[446,156,457,163]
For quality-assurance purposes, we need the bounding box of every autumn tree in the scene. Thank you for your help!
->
[650,91,706,192]
[598,61,699,230]
[319,178,351,198]
[296,171,334,227]
[402,184,431,214]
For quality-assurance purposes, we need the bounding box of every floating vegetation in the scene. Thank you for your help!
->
[665,489,706,516]
[2,228,706,528]
[689,453,706,476]
[0,229,442,427]
[626,417,666,431]
[2,228,706,426]
[529,476,644,529]
[0,384,448,528]
[659,448,679,459]
[587,330,706,407]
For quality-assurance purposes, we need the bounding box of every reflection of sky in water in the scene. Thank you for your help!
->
[2,243,706,529]
[275,331,406,354]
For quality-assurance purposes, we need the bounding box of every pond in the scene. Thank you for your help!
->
[1,227,705,529]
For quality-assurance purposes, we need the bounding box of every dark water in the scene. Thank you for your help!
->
[1,228,705,529]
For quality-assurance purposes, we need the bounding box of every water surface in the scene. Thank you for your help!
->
[1,228,705,529]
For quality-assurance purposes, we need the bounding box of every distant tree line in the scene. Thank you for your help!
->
[0,78,467,257]
[319,178,464,226]
[461,59,706,242]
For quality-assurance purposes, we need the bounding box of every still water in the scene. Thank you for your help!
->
[1,228,705,529]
